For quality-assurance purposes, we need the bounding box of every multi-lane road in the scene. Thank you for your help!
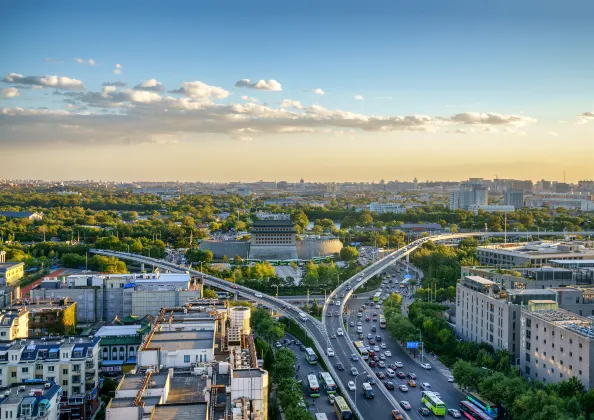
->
[92,230,592,420]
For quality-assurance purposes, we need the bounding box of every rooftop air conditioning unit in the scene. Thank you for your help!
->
[44,383,51,388]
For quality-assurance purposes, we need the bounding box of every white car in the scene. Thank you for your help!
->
[385,351,392,357]
[421,382,431,391]
[350,321,355,326]
[357,321,363,326]
[379,354,386,360]
[348,381,356,391]
[337,328,344,336]
[420,363,432,370]
[399,384,409,392]
[373,346,380,352]
[380,343,387,349]
[255,293,263,298]
[448,375,455,383]
[327,348,335,357]
[395,361,403,368]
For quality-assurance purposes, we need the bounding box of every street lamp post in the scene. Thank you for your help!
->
[353,372,367,409]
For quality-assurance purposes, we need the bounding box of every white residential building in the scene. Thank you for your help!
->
[368,202,406,214]
[449,182,488,210]
[0,383,62,420]
[468,205,515,215]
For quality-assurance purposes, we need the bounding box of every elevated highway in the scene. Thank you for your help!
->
[92,231,590,420]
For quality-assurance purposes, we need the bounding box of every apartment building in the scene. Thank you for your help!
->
[476,241,594,268]
[0,382,62,420]
[504,190,524,209]
[520,302,594,388]
[449,182,488,210]
[468,205,515,215]
[455,276,558,362]
[0,336,100,419]
[461,266,586,290]
[0,308,29,342]
[0,262,25,286]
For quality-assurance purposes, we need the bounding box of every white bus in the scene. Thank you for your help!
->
[319,372,337,394]
[308,374,320,397]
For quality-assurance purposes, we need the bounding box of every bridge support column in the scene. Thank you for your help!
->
[140,263,145,272]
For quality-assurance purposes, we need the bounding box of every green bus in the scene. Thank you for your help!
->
[421,391,447,416]
[373,292,382,302]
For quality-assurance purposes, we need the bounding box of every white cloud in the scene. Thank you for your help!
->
[354,95,364,101]
[134,79,164,93]
[2,73,85,90]
[0,88,19,99]
[577,111,594,124]
[241,96,258,103]
[75,58,96,66]
[548,131,559,137]
[280,99,304,110]
[102,81,127,87]
[449,112,536,126]
[44,58,63,64]
[235,79,282,91]
[454,129,467,134]
[113,64,123,75]
[169,81,230,102]
[312,88,325,96]
[102,86,117,94]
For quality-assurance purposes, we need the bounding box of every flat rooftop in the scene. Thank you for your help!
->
[232,368,266,379]
[465,276,496,285]
[166,374,207,404]
[95,325,144,337]
[151,403,208,420]
[148,330,214,352]
[119,372,167,391]
[0,383,61,405]
[507,289,557,296]
[110,396,162,408]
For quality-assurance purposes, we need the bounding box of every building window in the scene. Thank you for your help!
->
[525,353,530,362]
[580,370,583,375]
[184,355,190,363]
[580,343,583,348]
[21,367,29,373]
[48,366,54,372]
[580,357,583,362]
[11,371,16,378]
[63,380,68,386]
[63,369,68,375]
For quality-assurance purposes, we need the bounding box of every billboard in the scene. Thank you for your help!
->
[406,341,419,349]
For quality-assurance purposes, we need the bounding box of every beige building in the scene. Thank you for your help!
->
[520,302,594,387]
[0,262,25,286]
[0,308,29,341]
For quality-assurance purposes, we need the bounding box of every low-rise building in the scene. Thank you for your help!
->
[477,241,594,268]
[12,299,77,336]
[368,202,406,214]
[520,302,594,387]
[95,325,150,375]
[468,204,515,214]
[0,211,44,221]
[0,262,25,286]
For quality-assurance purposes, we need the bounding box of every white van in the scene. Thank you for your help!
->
[386,368,396,378]
[299,312,308,321]
[356,326,363,334]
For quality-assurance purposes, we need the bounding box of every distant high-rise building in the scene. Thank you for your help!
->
[413,177,418,190]
[511,180,533,193]
[505,190,524,209]
[554,182,571,193]
[449,182,488,210]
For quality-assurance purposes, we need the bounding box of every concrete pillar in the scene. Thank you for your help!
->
[140,263,145,272]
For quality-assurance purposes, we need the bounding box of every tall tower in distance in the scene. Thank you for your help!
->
[413,177,418,190]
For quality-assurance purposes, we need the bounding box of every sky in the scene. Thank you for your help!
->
[0,0,593,182]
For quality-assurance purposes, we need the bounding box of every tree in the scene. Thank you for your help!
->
[233,255,243,265]
[311,299,319,315]
[263,346,275,371]
[221,255,229,263]
[203,289,218,299]
[557,377,585,398]
[452,360,483,391]
[272,348,296,383]
[121,211,138,221]
[340,246,359,261]
[450,224,458,233]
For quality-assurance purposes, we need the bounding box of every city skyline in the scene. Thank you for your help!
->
[1,0,593,181]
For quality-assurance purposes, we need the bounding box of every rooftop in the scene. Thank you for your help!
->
[465,276,496,286]
[151,403,208,420]
[232,368,266,378]
[525,308,594,339]
[147,330,214,352]
[0,383,62,406]
[167,374,208,403]
[119,372,168,392]
[95,325,145,337]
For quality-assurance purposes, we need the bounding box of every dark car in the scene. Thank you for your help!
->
[418,407,430,416]
[365,316,371,322]
[373,356,380,362]
[369,360,377,367]
[300,345,306,351]
[396,371,406,379]
[383,381,395,390]
[407,372,416,379]
[365,375,376,385]
[389,363,398,370]
[369,339,376,345]
[375,371,386,379]
[336,362,345,371]
[371,326,377,332]
[376,335,382,341]
[368,350,376,357]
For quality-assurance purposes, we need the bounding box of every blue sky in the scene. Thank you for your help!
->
[0,0,593,181]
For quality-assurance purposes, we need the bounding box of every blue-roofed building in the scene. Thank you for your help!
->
[0,336,101,419]
[0,382,61,420]
[0,211,44,221]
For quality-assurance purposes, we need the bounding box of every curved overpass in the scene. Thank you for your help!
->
[91,231,590,420]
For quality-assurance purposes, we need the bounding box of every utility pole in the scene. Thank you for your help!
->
[504,213,507,244]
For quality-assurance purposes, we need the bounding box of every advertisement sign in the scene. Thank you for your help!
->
[406,341,419,349]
